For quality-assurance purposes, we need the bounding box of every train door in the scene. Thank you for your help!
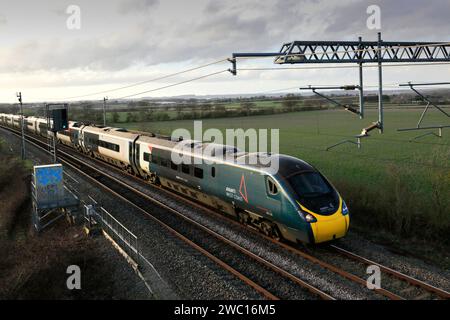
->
[128,139,140,175]
[128,141,133,173]
[265,176,282,218]
[78,128,85,151]
[133,140,144,177]
[141,144,151,173]
[70,128,78,146]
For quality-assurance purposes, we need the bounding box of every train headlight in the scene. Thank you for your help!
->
[298,209,317,223]
[342,201,349,216]
[305,213,317,223]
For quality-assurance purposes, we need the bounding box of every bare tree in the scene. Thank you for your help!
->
[240,101,255,116]
[281,94,299,112]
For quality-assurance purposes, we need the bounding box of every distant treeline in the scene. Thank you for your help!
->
[68,95,332,124]
[1,90,449,124]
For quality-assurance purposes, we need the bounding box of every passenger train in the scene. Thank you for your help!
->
[0,113,350,244]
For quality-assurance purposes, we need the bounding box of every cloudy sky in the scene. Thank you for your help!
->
[0,0,449,103]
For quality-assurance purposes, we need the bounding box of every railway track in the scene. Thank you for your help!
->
[2,125,449,300]
[328,245,450,300]
[58,138,450,300]
[75,145,447,300]
[1,125,335,300]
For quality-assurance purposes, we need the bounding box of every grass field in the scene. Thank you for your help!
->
[102,101,429,123]
[113,108,450,246]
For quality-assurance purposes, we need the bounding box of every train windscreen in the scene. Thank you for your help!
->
[288,172,339,216]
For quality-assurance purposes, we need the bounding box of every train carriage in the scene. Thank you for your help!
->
[0,112,350,244]
[135,134,179,181]
[69,122,85,151]
[4,114,11,126]
[0,113,9,126]
[136,133,349,243]
[35,118,50,137]
[80,125,139,172]
[25,116,38,133]
[8,114,14,127]
[56,121,81,147]
[11,115,21,129]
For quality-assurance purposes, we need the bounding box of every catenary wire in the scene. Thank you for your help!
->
[115,69,230,100]
[59,58,229,100]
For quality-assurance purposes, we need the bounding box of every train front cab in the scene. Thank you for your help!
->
[273,157,350,244]
[298,198,350,244]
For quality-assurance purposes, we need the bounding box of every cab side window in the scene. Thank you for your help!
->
[266,177,278,196]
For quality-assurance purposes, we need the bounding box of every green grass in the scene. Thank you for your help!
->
[113,108,450,245]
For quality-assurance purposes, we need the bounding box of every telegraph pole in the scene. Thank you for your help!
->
[16,92,25,160]
[103,97,108,126]
[358,36,364,119]
[377,32,384,133]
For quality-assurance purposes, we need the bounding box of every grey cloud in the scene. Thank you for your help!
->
[118,0,159,14]
[1,0,449,74]
[322,0,450,41]
[0,23,158,72]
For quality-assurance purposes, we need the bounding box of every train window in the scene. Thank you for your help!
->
[267,177,278,195]
[98,140,119,152]
[143,152,150,162]
[171,161,178,171]
[160,158,169,167]
[194,167,203,179]
[211,167,216,178]
[152,156,159,164]
[182,164,190,175]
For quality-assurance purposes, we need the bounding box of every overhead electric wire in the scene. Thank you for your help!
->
[59,58,229,100]
[115,69,230,100]
[50,42,450,102]
[15,41,450,105]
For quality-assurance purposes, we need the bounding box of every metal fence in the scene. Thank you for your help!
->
[31,173,80,231]
[84,204,140,265]
[29,165,140,264]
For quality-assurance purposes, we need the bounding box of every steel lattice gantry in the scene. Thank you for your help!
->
[230,38,450,69]
[274,40,450,64]
[230,34,450,136]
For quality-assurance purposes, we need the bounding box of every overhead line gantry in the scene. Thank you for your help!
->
[229,33,450,149]
[397,82,450,140]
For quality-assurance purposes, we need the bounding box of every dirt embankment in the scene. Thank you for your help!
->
[0,143,149,300]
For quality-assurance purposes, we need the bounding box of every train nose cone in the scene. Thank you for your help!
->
[310,214,349,244]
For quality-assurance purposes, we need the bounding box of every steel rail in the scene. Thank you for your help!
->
[0,125,278,301]
[330,245,450,300]
[64,132,450,300]
[4,124,448,300]
[151,185,404,300]
[56,137,402,300]
[31,129,409,300]
[57,144,334,300]
[1,125,335,300]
